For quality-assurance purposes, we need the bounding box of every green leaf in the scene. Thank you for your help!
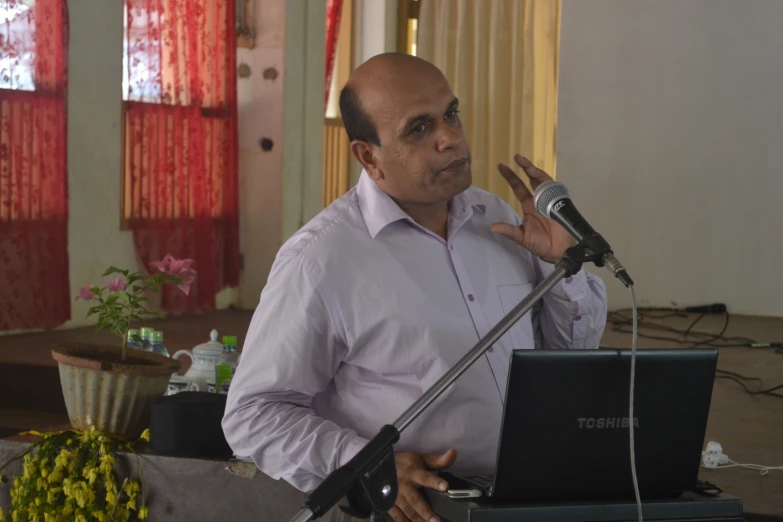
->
[108,290,128,301]
[102,266,129,277]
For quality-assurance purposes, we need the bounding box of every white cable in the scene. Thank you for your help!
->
[726,459,783,475]
[702,445,783,475]
[629,284,642,522]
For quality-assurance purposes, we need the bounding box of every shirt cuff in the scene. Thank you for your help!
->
[338,434,372,468]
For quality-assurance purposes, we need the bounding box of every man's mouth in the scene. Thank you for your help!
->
[441,158,468,171]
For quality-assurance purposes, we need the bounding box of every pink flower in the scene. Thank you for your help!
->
[105,277,126,292]
[75,285,95,301]
[149,254,197,295]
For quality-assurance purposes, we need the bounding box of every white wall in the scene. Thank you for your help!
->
[237,0,328,307]
[557,0,783,316]
[281,0,326,241]
[237,0,286,308]
[65,0,136,328]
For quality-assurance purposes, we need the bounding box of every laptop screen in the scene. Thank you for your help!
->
[489,348,717,501]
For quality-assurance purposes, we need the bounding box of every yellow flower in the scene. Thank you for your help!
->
[123,480,140,497]
[0,509,6,522]
[40,468,48,478]
[138,506,149,520]
[99,454,115,466]
[94,511,107,522]
[35,498,42,506]
[75,515,87,522]
[54,448,71,469]
[139,429,151,442]
[105,490,117,506]
[66,438,73,445]
[12,479,19,488]
[19,430,42,437]
[127,499,137,511]
[81,466,98,485]
[47,470,64,484]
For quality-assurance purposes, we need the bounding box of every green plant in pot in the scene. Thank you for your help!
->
[52,255,196,439]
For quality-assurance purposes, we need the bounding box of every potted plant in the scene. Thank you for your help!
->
[51,255,196,439]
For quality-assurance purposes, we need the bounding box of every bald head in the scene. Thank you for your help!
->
[340,53,471,211]
[339,53,450,146]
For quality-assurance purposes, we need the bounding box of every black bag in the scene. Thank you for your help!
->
[149,391,233,458]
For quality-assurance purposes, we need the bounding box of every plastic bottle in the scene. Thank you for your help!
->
[215,336,239,394]
[148,331,170,357]
[139,327,154,350]
[126,329,143,351]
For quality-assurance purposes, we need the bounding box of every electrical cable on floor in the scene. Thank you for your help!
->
[607,307,783,398]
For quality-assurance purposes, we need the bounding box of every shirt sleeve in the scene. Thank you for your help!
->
[506,205,608,350]
[222,253,369,492]
[533,258,608,350]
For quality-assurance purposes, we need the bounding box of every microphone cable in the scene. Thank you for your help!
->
[628,284,642,522]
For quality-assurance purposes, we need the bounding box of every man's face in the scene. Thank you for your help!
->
[361,68,472,206]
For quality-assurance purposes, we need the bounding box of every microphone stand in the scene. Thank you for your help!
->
[289,236,615,522]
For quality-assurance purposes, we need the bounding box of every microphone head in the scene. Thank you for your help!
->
[533,180,570,217]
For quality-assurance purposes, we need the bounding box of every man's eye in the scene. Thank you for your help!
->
[445,109,459,119]
[412,123,428,134]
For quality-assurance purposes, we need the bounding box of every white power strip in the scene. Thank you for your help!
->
[701,441,730,468]
[701,441,783,475]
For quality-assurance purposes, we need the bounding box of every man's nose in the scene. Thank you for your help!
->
[435,121,463,152]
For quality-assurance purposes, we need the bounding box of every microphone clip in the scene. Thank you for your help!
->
[557,233,634,288]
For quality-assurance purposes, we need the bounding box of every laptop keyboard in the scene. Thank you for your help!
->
[464,474,494,488]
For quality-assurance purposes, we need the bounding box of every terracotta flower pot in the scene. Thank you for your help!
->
[51,343,181,439]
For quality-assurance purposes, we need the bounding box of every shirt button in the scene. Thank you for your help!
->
[566,277,573,283]
[575,315,582,321]
[468,294,474,301]
[488,346,494,353]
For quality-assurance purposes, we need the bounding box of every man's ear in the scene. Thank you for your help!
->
[350,141,383,180]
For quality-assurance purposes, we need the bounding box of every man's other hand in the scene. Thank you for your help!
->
[388,449,458,522]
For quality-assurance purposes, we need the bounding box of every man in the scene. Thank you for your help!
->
[223,53,607,522]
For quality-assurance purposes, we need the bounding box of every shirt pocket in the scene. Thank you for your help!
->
[496,283,536,351]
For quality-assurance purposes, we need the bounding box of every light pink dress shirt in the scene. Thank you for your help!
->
[223,172,607,492]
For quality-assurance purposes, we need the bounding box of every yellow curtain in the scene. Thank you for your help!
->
[417,0,560,214]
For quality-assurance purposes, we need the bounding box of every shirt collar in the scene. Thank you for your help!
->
[357,170,486,239]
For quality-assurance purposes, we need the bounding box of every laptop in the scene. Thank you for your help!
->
[445,348,718,502]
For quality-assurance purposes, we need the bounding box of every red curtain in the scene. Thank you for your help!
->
[325,0,343,106]
[123,0,239,314]
[0,0,69,331]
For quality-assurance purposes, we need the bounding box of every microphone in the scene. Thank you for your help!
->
[533,181,634,287]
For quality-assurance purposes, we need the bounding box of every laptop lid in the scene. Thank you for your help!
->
[490,348,718,501]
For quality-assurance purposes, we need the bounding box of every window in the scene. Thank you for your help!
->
[0,0,35,91]
[0,0,70,330]
[120,0,239,313]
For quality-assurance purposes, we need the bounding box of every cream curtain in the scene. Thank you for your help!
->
[417,0,560,214]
